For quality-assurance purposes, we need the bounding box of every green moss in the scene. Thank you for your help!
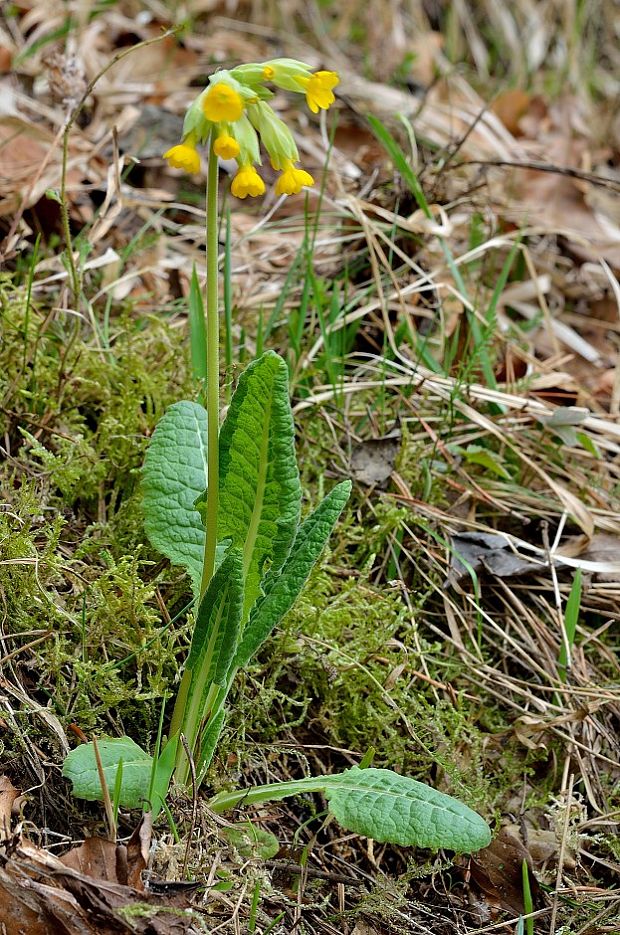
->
[0,281,196,745]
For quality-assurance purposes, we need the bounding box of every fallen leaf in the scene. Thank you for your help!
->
[350,429,401,486]
[59,816,152,891]
[0,833,196,934]
[492,89,531,136]
[0,777,19,839]
[470,827,541,916]
[125,813,152,889]
[503,159,620,270]
[0,46,12,73]
[447,532,541,585]
[59,836,119,883]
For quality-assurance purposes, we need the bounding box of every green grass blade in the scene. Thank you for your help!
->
[367,115,432,219]
[367,114,499,389]
[521,859,535,935]
[558,568,581,680]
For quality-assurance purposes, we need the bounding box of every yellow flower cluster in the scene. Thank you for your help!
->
[163,60,340,198]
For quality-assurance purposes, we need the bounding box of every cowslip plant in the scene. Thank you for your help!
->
[63,60,492,855]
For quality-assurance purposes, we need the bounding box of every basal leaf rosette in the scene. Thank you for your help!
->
[163,60,339,197]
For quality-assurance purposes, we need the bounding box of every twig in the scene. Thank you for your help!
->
[452,159,620,192]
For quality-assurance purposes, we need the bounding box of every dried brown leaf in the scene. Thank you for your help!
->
[470,827,541,916]
[350,430,401,486]
[0,834,196,934]
[0,776,19,839]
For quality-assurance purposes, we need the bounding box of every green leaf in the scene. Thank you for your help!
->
[142,401,208,597]
[323,767,491,852]
[222,823,280,859]
[177,549,244,779]
[462,444,511,480]
[186,548,244,682]
[234,480,352,669]
[210,766,491,853]
[149,731,179,817]
[218,351,301,620]
[62,737,152,810]
[196,705,226,776]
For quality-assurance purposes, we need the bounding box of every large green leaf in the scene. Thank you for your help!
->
[234,480,351,669]
[322,766,491,852]
[142,401,208,597]
[62,737,152,810]
[209,765,492,853]
[217,351,301,620]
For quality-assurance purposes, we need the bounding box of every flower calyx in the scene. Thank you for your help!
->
[163,58,339,196]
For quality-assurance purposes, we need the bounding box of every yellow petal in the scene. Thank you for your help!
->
[203,83,244,123]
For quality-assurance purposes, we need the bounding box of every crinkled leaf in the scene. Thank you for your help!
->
[186,548,244,684]
[142,401,208,597]
[210,766,491,853]
[217,351,301,621]
[323,766,491,852]
[62,737,152,810]
[234,480,351,669]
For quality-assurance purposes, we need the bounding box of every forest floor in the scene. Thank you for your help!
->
[1,1,619,933]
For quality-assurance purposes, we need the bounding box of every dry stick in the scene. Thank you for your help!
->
[92,736,116,842]
[550,769,575,935]
[453,159,620,192]
[0,631,53,667]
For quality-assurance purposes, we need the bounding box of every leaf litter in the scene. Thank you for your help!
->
[2,0,620,933]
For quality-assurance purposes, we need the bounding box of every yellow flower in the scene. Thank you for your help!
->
[163,142,200,173]
[203,82,244,122]
[262,65,275,79]
[275,161,314,196]
[231,165,265,199]
[213,133,240,159]
[296,70,339,113]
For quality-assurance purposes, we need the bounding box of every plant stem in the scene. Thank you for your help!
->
[200,132,220,599]
[209,776,326,814]
[60,117,80,304]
